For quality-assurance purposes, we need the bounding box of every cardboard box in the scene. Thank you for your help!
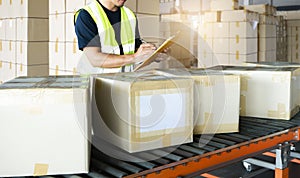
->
[136,14,159,39]
[229,21,258,38]
[5,18,16,41]
[210,0,239,11]
[213,38,229,54]
[158,69,240,134]
[66,0,85,13]
[221,10,259,22]
[204,11,221,22]
[49,14,65,42]
[229,53,257,64]
[93,72,193,153]
[125,0,136,12]
[199,22,213,39]
[13,0,48,18]
[0,19,5,40]
[258,50,277,62]
[210,65,300,120]
[213,22,229,38]
[0,61,16,83]
[16,41,49,65]
[16,18,49,42]
[16,64,49,77]
[2,40,16,63]
[49,0,66,14]
[0,76,90,177]
[259,37,277,51]
[65,41,83,74]
[244,4,276,16]
[49,41,65,71]
[137,0,159,15]
[213,53,229,65]
[230,38,257,54]
[259,24,276,38]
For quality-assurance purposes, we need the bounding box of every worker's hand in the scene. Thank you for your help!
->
[133,43,156,64]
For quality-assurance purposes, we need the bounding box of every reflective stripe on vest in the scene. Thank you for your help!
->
[75,0,136,73]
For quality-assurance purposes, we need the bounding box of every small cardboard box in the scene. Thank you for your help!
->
[210,0,239,11]
[213,22,230,38]
[93,71,193,153]
[0,76,90,177]
[66,0,85,13]
[16,17,49,42]
[137,0,159,15]
[230,38,257,54]
[244,4,276,16]
[157,69,240,134]
[229,21,258,38]
[210,65,300,120]
[16,41,49,65]
[49,0,66,14]
[49,41,65,71]
[49,14,65,42]
[221,10,259,22]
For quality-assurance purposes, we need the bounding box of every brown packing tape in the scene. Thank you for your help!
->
[236,51,239,60]
[0,0,2,5]
[194,123,239,134]
[33,164,49,176]
[267,103,288,119]
[240,95,246,116]
[217,11,221,22]
[162,134,171,147]
[73,68,77,75]
[9,62,12,69]
[73,38,77,54]
[9,41,12,51]
[20,64,22,72]
[236,22,240,28]
[0,61,2,68]
[236,35,239,43]
[21,0,23,5]
[241,76,250,91]
[55,38,59,53]
[204,34,207,41]
[55,65,59,75]
[9,0,12,5]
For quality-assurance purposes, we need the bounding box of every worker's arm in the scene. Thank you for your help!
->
[83,43,156,68]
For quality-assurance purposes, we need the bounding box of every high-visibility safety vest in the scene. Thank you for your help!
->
[75,0,136,73]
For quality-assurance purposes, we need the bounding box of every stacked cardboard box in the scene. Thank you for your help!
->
[243,4,278,62]
[210,0,239,11]
[0,0,49,83]
[93,71,193,152]
[276,16,288,62]
[198,10,259,67]
[157,68,240,134]
[0,76,90,176]
[211,65,300,120]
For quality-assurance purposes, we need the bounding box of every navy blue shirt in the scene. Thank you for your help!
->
[74,1,142,55]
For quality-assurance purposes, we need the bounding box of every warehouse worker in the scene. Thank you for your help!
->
[74,0,156,73]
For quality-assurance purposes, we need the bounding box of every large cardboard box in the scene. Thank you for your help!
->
[210,66,300,120]
[221,10,259,22]
[93,72,193,153]
[210,0,239,11]
[0,76,90,177]
[157,69,240,134]
[229,21,258,38]
[244,4,276,16]
[16,18,49,42]
[16,41,49,66]
[13,0,48,18]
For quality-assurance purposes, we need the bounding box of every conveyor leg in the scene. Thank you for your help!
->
[275,142,290,178]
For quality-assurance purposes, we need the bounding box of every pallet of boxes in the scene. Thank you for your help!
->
[0,0,49,83]
[198,0,259,68]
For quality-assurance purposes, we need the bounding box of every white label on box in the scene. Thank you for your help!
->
[139,92,186,133]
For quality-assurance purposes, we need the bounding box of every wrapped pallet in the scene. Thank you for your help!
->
[0,76,91,177]
[157,68,240,134]
[93,71,194,153]
[210,65,300,120]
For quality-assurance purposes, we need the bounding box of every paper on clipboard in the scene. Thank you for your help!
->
[133,32,180,71]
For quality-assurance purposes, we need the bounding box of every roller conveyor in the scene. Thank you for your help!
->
[31,112,300,178]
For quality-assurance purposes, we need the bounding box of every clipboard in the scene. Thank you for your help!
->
[133,32,180,72]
